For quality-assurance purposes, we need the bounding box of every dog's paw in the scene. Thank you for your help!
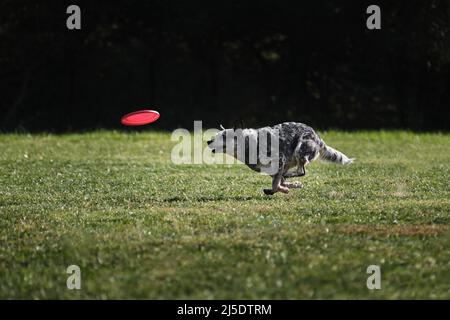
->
[281,181,303,189]
[263,189,274,195]
[288,182,303,189]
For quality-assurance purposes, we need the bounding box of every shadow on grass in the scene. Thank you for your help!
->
[162,194,274,203]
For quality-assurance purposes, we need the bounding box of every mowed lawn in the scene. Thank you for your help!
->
[0,130,449,299]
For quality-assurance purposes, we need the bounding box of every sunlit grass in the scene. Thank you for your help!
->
[0,130,449,299]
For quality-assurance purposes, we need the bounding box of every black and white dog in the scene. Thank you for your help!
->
[207,122,354,195]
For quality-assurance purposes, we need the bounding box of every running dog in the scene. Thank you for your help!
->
[207,122,354,195]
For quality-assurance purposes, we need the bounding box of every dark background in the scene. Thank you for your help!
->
[1,0,449,132]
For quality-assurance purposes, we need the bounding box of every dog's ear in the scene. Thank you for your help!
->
[220,124,225,130]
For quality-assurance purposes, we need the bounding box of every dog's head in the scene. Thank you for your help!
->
[207,125,239,155]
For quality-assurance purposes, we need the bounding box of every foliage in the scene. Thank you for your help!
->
[0,1,449,131]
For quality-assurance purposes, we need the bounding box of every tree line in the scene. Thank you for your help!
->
[1,0,449,132]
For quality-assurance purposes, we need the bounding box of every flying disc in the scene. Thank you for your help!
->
[121,110,160,126]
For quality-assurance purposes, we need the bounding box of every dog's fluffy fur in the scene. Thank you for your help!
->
[207,122,354,195]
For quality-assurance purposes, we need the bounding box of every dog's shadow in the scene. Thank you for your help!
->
[162,194,274,203]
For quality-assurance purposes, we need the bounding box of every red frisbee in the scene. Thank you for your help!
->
[121,110,160,126]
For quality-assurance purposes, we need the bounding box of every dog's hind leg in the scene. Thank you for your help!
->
[283,161,307,178]
[263,173,289,195]
[283,167,305,178]
[282,160,307,189]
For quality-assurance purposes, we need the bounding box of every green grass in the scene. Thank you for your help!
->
[0,130,449,299]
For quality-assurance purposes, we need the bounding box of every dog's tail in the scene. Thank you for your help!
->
[319,141,354,165]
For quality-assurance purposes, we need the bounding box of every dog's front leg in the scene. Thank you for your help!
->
[263,173,289,195]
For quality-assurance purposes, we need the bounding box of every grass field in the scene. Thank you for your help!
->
[0,130,449,299]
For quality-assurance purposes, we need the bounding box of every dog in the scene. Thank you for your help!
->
[207,122,354,195]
